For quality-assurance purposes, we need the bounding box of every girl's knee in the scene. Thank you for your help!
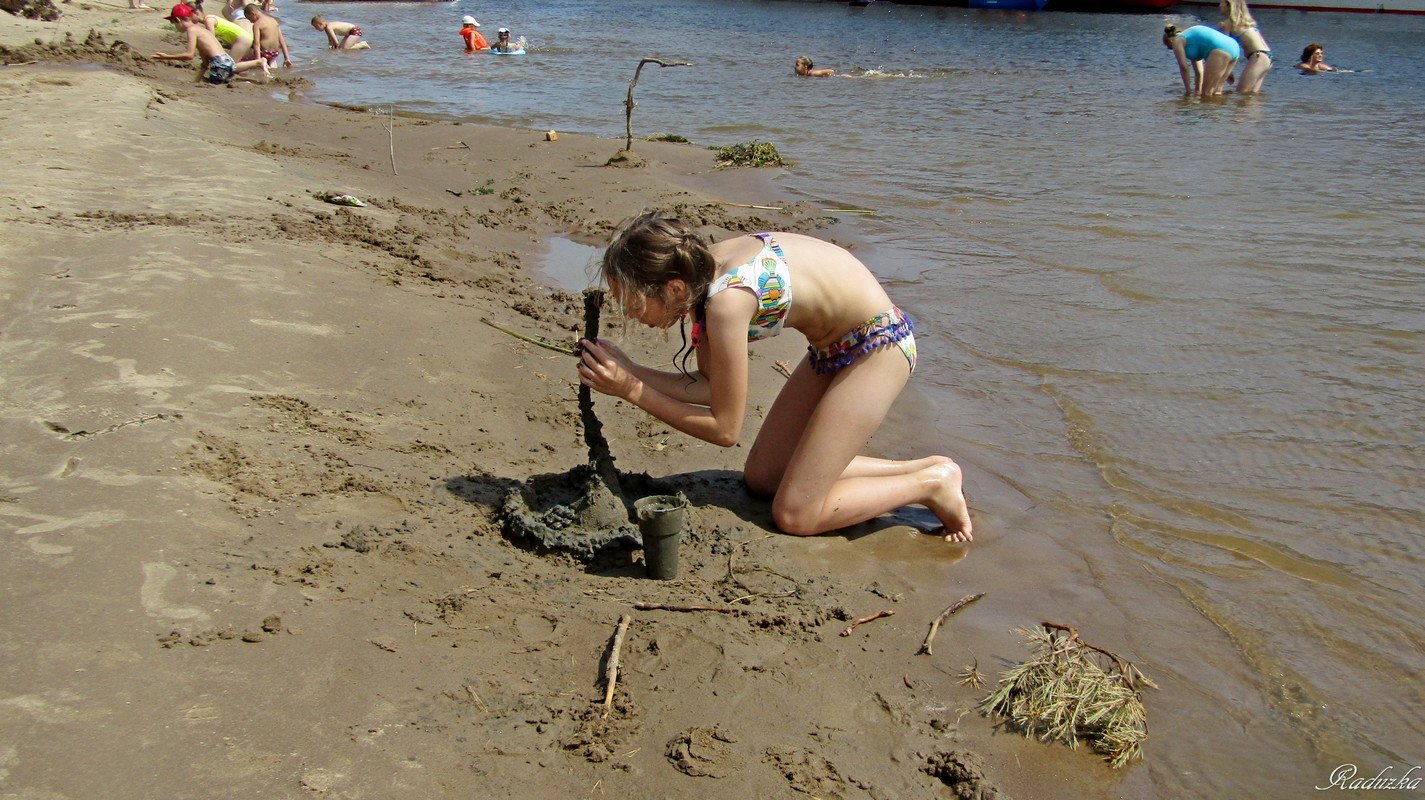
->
[771,497,820,537]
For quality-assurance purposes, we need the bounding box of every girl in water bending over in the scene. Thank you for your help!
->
[576,212,973,541]
[1163,23,1241,98]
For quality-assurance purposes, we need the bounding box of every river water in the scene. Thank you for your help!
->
[290,0,1424,795]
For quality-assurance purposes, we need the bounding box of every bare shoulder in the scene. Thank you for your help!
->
[774,232,862,266]
[708,234,763,268]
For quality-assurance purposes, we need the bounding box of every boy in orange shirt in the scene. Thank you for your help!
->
[460,16,488,52]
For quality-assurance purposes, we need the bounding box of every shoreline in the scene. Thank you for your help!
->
[0,6,1156,799]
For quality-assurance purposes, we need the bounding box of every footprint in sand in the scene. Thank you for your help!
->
[665,725,740,778]
[140,562,209,623]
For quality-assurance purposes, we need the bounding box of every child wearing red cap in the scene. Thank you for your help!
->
[152,4,270,84]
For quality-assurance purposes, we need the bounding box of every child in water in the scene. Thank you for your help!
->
[576,212,973,542]
[311,16,370,50]
[491,27,525,53]
[794,56,837,77]
[459,16,488,52]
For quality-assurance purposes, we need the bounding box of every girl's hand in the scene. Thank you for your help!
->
[590,338,635,372]
[577,339,639,400]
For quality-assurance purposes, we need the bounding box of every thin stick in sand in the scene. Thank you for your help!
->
[633,602,739,614]
[601,614,632,719]
[384,106,397,176]
[917,592,984,656]
[480,317,576,355]
[841,609,895,637]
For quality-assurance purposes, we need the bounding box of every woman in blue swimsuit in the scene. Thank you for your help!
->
[1163,23,1241,98]
[576,212,973,542]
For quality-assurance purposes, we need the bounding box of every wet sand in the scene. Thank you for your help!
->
[0,6,1200,799]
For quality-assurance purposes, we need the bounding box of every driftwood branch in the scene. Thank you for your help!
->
[841,609,895,637]
[601,614,632,718]
[918,592,985,655]
[633,603,739,614]
[623,58,693,152]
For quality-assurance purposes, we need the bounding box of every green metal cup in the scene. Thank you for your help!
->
[635,493,688,580]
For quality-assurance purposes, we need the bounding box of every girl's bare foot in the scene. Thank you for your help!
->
[923,461,973,542]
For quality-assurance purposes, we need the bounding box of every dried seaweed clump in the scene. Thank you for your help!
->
[979,623,1156,768]
[710,140,790,169]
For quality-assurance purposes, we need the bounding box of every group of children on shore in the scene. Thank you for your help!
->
[148,3,531,85]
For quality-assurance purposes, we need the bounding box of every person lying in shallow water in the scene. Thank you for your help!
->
[794,56,839,77]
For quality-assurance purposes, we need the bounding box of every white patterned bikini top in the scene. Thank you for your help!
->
[705,233,793,341]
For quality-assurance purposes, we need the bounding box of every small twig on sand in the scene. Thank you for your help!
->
[726,589,796,605]
[633,603,739,614]
[718,200,877,215]
[841,609,895,637]
[481,317,576,355]
[601,614,632,719]
[464,684,490,713]
[431,140,471,151]
[772,360,794,379]
[918,592,985,656]
[383,106,398,176]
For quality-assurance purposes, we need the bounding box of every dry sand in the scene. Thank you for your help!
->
[0,6,1153,798]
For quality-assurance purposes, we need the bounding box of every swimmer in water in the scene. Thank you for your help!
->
[1296,43,1334,73]
[794,56,838,77]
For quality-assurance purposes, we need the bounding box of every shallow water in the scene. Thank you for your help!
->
[290,1,1424,795]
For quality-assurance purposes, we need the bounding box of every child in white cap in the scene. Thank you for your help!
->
[459,15,488,52]
[492,26,525,53]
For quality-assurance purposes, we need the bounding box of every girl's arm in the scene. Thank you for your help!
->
[1171,42,1194,94]
[579,293,753,447]
[152,27,201,60]
[588,339,713,406]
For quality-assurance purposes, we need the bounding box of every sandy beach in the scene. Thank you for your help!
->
[0,7,1186,798]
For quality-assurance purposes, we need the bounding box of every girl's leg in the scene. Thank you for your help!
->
[768,347,972,540]
[229,39,253,61]
[743,358,955,495]
[1203,52,1235,96]
[842,454,955,478]
[1240,55,1270,93]
[743,355,830,498]
[234,57,272,78]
